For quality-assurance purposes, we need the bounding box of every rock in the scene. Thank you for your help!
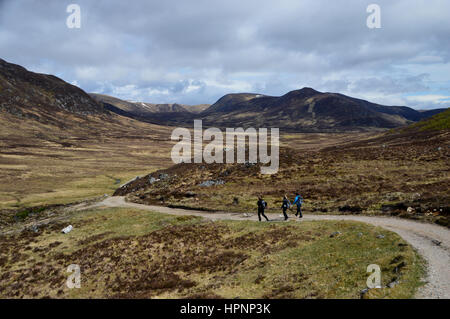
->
[381,202,407,213]
[149,177,159,184]
[411,193,421,200]
[198,180,225,187]
[185,191,196,198]
[243,213,251,218]
[359,288,369,299]
[120,176,139,188]
[376,234,385,239]
[159,173,169,180]
[338,205,363,213]
[393,262,407,274]
[61,225,73,234]
[357,232,364,238]
[330,231,341,238]
[407,207,415,214]
[30,225,39,233]
[244,161,256,168]
[432,240,442,246]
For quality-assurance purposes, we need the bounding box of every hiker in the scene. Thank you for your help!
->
[281,195,291,221]
[292,192,303,218]
[257,196,269,222]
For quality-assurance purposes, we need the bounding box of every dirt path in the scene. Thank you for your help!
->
[94,196,450,299]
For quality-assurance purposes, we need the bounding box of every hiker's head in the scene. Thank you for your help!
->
[258,195,262,200]
[284,195,287,199]
[295,192,299,196]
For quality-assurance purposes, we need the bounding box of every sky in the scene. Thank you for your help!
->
[0,0,449,109]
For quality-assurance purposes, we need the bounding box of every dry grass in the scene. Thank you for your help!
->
[0,113,176,210]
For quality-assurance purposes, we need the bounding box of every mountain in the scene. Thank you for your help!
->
[0,58,178,173]
[0,59,107,122]
[199,88,447,132]
[2,58,445,133]
[400,107,450,132]
[90,93,210,124]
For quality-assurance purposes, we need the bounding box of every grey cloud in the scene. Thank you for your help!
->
[0,0,449,107]
[351,74,430,95]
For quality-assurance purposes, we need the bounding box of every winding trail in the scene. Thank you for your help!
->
[95,196,449,299]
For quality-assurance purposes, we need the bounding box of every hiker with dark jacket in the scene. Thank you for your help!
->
[292,193,303,218]
[281,195,291,221]
[257,196,269,222]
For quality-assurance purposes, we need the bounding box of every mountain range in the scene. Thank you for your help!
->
[94,87,445,132]
[197,88,445,132]
[0,58,447,132]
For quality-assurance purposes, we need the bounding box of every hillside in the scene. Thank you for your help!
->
[403,107,450,132]
[114,126,449,228]
[199,88,446,132]
[0,58,178,209]
[0,59,107,122]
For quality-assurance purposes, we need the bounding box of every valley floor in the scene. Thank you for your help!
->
[0,123,448,299]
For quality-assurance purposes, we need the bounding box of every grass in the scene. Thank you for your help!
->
[0,207,425,299]
[406,108,450,132]
[0,112,177,210]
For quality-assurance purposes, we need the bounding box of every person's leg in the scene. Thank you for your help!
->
[298,205,303,218]
[262,210,269,221]
[258,210,262,221]
[295,205,299,216]
[283,208,288,220]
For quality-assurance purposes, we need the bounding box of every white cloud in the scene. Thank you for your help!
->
[406,95,450,104]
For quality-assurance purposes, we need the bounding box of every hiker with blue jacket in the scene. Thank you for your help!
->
[257,196,269,222]
[281,195,291,221]
[292,192,303,218]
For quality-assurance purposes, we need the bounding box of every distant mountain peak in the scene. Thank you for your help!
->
[198,87,446,132]
[282,87,321,99]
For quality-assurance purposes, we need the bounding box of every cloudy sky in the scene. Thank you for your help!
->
[1,0,449,109]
